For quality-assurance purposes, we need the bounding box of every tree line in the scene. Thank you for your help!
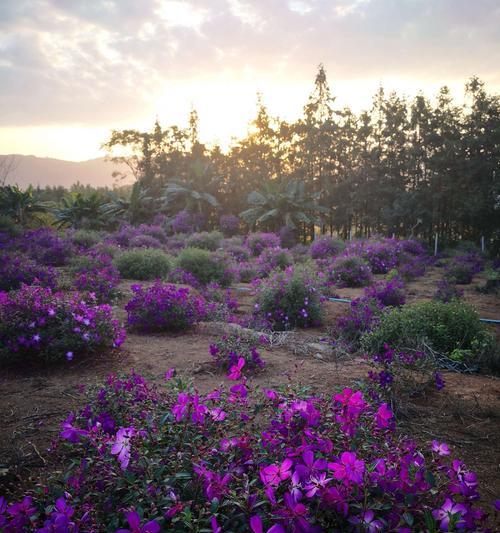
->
[2,66,499,249]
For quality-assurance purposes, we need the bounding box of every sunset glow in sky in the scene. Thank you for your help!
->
[0,0,499,161]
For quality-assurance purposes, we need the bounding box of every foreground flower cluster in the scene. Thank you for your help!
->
[0,372,492,532]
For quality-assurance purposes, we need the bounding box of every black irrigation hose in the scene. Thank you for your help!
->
[230,286,500,325]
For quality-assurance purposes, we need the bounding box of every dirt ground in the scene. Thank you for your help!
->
[1,266,499,519]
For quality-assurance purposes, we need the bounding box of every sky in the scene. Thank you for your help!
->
[0,0,499,161]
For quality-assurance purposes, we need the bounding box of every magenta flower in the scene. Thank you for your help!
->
[60,413,89,443]
[349,510,384,532]
[227,357,246,380]
[210,516,222,533]
[432,440,451,456]
[304,472,332,498]
[116,510,160,533]
[111,427,135,470]
[164,367,175,380]
[432,498,467,531]
[250,515,286,533]
[329,451,365,484]
[209,407,227,421]
[375,403,393,429]
[260,459,293,487]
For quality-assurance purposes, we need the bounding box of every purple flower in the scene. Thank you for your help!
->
[432,440,451,456]
[432,498,468,531]
[111,427,136,470]
[116,510,160,533]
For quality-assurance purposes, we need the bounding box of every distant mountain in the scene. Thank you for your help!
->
[0,154,132,189]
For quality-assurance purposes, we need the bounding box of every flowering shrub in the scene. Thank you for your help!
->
[222,242,250,262]
[347,238,400,274]
[397,255,427,280]
[253,267,323,330]
[198,282,239,321]
[434,279,464,303]
[125,282,206,332]
[73,253,121,303]
[233,261,258,283]
[114,248,171,280]
[186,231,223,251]
[366,343,444,404]
[220,214,240,236]
[310,236,344,259]
[246,232,280,256]
[361,300,495,365]
[327,255,372,287]
[444,253,484,284]
[12,227,73,266]
[0,285,125,364]
[68,229,103,249]
[365,278,406,307]
[256,246,293,276]
[0,372,490,531]
[177,248,233,286]
[109,224,167,247]
[0,252,57,291]
[209,333,266,373]
[334,296,383,348]
[170,210,193,233]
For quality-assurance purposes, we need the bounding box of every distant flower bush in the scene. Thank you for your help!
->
[347,238,400,274]
[0,285,125,364]
[365,278,406,307]
[109,224,167,248]
[209,333,266,373]
[0,372,490,531]
[328,255,372,287]
[256,246,293,276]
[170,210,193,233]
[246,232,280,256]
[220,214,240,236]
[444,253,484,284]
[310,235,344,259]
[234,261,258,283]
[73,253,120,303]
[128,234,163,249]
[186,230,223,251]
[176,248,233,286]
[434,279,464,303]
[0,252,57,291]
[125,282,206,332]
[253,267,323,330]
[222,242,250,262]
[114,248,171,280]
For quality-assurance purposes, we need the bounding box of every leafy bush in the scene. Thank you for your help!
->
[219,214,240,236]
[170,210,194,233]
[256,246,293,276]
[253,267,323,330]
[109,224,167,248]
[365,278,406,307]
[310,235,344,259]
[209,333,266,372]
[222,242,250,262]
[177,248,232,286]
[444,253,484,284]
[69,229,103,249]
[328,255,372,287]
[114,248,171,280]
[0,285,125,364]
[125,282,206,332]
[246,232,280,256]
[234,261,258,283]
[397,255,427,280]
[0,372,490,531]
[361,300,494,364]
[186,230,223,251]
[347,238,400,274]
[0,252,57,291]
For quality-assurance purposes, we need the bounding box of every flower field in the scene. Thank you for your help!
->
[0,226,499,532]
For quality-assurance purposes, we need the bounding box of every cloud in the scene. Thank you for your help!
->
[0,0,498,129]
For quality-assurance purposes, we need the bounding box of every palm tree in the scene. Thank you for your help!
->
[101,183,156,225]
[162,160,220,215]
[0,185,48,226]
[240,180,328,236]
[52,192,106,229]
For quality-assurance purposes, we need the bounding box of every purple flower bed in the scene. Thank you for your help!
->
[125,282,207,332]
[256,246,293,276]
[0,285,125,364]
[0,371,492,531]
[0,252,57,291]
[11,227,73,266]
